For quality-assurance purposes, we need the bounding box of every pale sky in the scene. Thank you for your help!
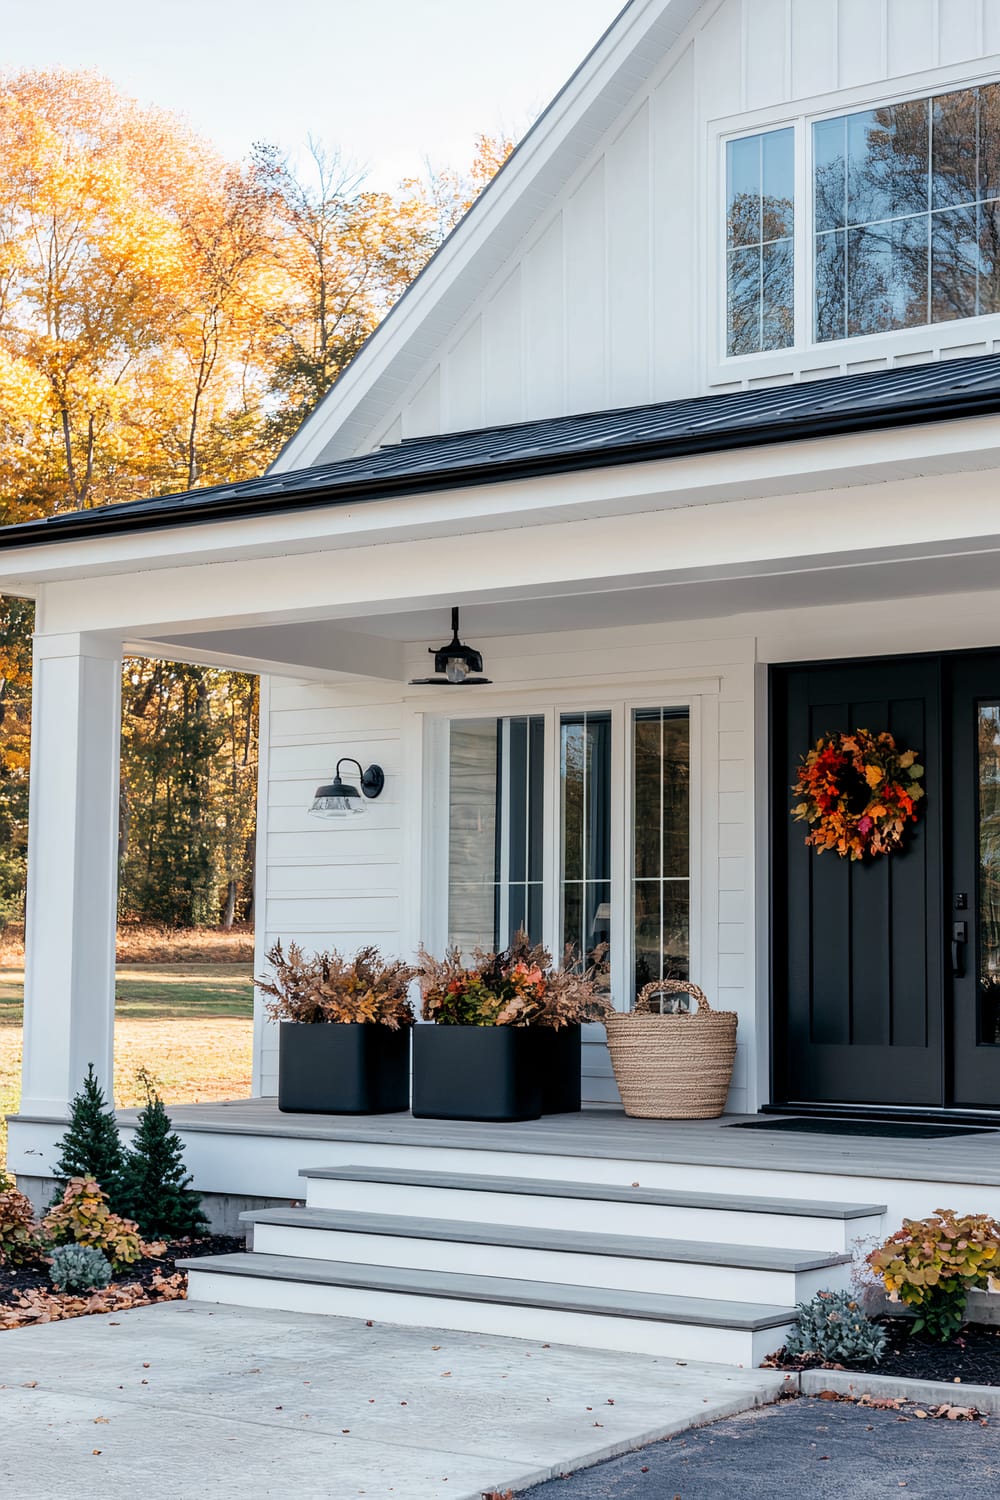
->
[4,0,627,186]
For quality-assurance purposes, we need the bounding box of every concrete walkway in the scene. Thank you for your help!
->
[0,1302,788,1500]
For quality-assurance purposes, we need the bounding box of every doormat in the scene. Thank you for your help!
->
[728,1117,995,1139]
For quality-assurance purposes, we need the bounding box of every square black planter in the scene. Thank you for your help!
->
[532,1024,582,1113]
[278,1021,410,1114]
[411,1025,542,1122]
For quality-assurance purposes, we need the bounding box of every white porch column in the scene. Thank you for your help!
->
[19,631,122,1117]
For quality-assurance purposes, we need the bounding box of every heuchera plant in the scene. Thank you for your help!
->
[868,1208,1000,1343]
[418,933,610,1027]
[43,1177,142,1270]
[0,1187,45,1267]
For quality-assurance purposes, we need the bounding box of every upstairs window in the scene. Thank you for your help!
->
[814,83,1000,341]
[725,127,795,355]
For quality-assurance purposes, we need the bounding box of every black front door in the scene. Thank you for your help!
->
[773,656,945,1108]
[774,650,1000,1113]
[948,654,1000,1109]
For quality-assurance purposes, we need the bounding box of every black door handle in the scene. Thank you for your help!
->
[952,921,968,979]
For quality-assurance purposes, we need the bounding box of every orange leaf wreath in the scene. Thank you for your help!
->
[791,729,925,861]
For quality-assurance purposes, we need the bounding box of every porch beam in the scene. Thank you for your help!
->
[19,631,122,1118]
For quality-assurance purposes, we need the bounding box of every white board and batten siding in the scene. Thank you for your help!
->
[255,623,758,1113]
[364,0,1000,452]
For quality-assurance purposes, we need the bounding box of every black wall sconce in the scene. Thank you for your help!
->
[409,606,491,685]
[310,757,385,818]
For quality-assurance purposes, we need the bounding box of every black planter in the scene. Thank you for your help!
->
[278,1021,410,1114]
[411,1025,542,1122]
[532,1024,582,1113]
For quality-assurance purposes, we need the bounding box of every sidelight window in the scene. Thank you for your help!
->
[447,715,544,951]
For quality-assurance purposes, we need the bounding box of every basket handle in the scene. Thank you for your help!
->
[635,980,711,1015]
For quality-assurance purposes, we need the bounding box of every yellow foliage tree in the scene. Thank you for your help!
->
[0,70,515,925]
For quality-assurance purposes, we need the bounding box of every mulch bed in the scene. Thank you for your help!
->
[0,1234,244,1329]
[767,1317,1000,1386]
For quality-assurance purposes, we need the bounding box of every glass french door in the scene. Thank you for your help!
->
[444,702,692,1007]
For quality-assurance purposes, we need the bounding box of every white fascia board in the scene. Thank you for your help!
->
[270,0,704,471]
[29,466,1000,642]
[1,412,999,598]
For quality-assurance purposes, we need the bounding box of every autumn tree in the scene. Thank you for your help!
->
[0,595,31,933]
[251,141,438,445]
[0,70,514,929]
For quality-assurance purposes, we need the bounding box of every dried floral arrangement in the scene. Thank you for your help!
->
[417,932,610,1028]
[258,941,416,1027]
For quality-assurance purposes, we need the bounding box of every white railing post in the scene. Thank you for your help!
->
[19,631,122,1118]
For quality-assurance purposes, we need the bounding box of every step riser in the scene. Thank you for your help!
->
[251,1221,851,1303]
[186,1268,792,1365]
[304,1179,876,1252]
[294,1140,901,1219]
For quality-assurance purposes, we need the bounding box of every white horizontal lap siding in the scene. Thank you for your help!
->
[255,676,407,1097]
[361,0,1000,451]
[256,623,760,1107]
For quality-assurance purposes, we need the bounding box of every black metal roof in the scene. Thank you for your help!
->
[3,353,1000,550]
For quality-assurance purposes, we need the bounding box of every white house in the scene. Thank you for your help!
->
[7,0,1000,1361]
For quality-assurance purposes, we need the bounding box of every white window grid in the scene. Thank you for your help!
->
[420,689,702,1014]
[710,62,1000,381]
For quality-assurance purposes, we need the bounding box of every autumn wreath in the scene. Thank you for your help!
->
[791,729,925,861]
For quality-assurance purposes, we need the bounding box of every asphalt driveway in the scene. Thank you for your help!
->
[521,1395,1000,1499]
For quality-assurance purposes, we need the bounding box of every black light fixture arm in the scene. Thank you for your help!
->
[330,757,385,800]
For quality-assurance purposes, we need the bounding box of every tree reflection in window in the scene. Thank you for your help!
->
[814,83,1000,342]
[633,709,690,999]
[726,128,794,355]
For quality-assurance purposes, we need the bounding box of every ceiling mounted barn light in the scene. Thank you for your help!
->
[409,607,491,686]
[310,758,385,818]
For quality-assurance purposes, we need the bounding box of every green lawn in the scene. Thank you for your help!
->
[0,962,254,1026]
[0,962,256,1171]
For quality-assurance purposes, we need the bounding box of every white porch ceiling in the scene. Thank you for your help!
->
[148,541,1000,679]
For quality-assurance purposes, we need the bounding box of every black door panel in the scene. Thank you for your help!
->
[773,658,943,1106]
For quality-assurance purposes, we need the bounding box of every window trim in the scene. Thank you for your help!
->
[709,62,1000,383]
[420,685,704,1014]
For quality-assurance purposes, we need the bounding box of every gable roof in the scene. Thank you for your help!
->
[4,354,1000,550]
[270,0,705,473]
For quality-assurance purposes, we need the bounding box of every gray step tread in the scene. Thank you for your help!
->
[300,1163,885,1219]
[244,1205,851,1272]
[180,1251,797,1330]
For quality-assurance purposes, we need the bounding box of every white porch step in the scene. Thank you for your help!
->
[300,1165,885,1252]
[244,1206,852,1304]
[180,1251,798,1365]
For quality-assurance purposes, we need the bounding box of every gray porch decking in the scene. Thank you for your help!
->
[119,1097,1000,1188]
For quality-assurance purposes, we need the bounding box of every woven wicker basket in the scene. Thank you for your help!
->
[605,980,738,1120]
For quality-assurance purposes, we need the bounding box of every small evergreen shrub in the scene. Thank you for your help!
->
[868,1208,1000,1343]
[43,1177,142,1269]
[51,1064,126,1210]
[49,1243,113,1293]
[784,1289,888,1365]
[0,1187,44,1266]
[119,1077,208,1240]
